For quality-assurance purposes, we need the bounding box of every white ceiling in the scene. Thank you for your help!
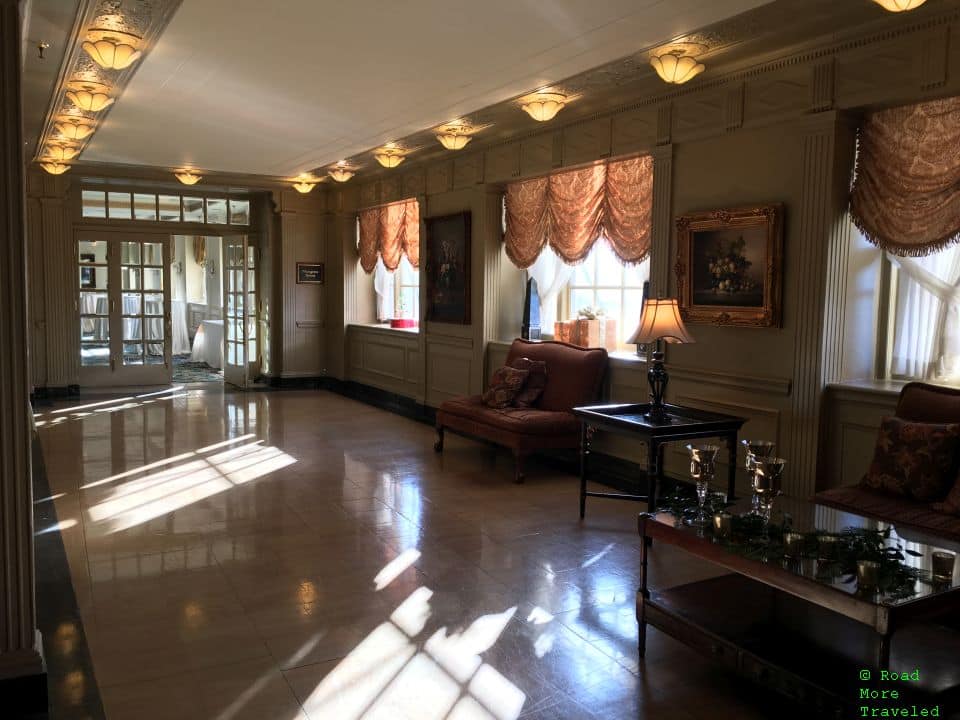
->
[81,0,771,176]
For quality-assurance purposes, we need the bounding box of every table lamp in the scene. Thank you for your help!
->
[627,298,695,421]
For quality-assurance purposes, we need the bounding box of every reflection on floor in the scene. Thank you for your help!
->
[36,387,806,720]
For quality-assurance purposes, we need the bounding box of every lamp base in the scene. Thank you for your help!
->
[644,349,669,422]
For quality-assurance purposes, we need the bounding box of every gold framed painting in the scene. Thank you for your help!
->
[675,204,783,327]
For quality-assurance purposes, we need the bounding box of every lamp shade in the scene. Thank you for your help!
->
[54,120,94,141]
[374,150,404,168]
[650,53,705,84]
[43,144,79,162]
[40,162,70,175]
[328,165,354,182]
[292,181,316,194]
[627,298,695,345]
[436,131,471,150]
[81,31,142,70]
[520,92,566,122]
[872,0,926,10]
[174,171,202,185]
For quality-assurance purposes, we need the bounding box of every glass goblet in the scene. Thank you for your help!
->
[752,456,786,529]
[742,440,775,515]
[686,443,720,526]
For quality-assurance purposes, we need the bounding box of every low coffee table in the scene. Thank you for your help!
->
[638,496,960,715]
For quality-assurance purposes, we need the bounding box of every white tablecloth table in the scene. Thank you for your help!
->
[191,319,224,369]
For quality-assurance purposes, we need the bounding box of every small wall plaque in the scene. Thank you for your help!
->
[296,262,324,284]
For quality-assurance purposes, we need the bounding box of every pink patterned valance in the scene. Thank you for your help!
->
[358,198,420,273]
[503,155,653,268]
[851,96,960,257]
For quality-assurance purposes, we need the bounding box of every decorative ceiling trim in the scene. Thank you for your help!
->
[32,0,182,168]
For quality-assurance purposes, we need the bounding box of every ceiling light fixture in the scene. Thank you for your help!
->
[43,143,79,162]
[292,174,318,193]
[40,162,70,175]
[53,118,94,141]
[328,162,354,183]
[174,170,202,185]
[650,43,707,85]
[81,29,142,70]
[374,144,405,168]
[520,91,566,122]
[872,0,926,10]
[435,123,473,151]
[65,80,114,112]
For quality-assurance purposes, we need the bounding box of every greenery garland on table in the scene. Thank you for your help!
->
[651,490,934,601]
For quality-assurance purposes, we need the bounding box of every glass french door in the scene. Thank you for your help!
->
[78,231,171,386]
[222,235,258,388]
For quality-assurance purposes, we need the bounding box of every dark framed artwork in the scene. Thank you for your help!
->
[675,204,783,327]
[425,211,471,324]
[296,262,324,284]
[80,267,96,289]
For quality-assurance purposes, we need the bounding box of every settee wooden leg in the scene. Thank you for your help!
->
[513,450,525,484]
[434,426,444,453]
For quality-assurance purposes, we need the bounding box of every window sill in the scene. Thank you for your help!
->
[826,379,906,400]
[348,322,419,335]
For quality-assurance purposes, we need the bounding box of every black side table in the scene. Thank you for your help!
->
[572,402,747,517]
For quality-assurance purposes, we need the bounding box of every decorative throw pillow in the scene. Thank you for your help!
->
[860,416,960,501]
[933,476,960,516]
[510,357,547,408]
[482,366,530,409]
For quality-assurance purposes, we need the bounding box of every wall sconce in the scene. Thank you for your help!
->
[435,122,473,150]
[520,91,566,122]
[175,170,202,185]
[82,29,142,70]
[206,259,216,276]
[328,161,355,183]
[374,143,405,168]
[872,0,926,9]
[40,162,70,175]
[650,43,707,85]
[171,260,183,274]
[65,81,114,112]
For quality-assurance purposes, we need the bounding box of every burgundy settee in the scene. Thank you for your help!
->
[815,382,960,543]
[434,339,608,483]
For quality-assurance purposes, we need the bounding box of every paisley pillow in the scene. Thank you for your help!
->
[860,416,960,502]
[510,357,547,408]
[482,366,530,409]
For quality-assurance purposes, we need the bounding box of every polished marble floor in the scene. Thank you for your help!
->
[35,386,804,720]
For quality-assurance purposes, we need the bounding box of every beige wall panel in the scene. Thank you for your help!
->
[426,341,473,405]
[403,170,426,198]
[359,181,379,208]
[484,143,521,183]
[381,176,400,204]
[611,107,657,157]
[426,161,453,195]
[453,153,482,190]
[835,36,919,109]
[673,88,726,142]
[821,385,897,490]
[346,325,422,396]
[406,348,423,384]
[562,117,612,167]
[519,133,555,177]
[743,67,811,128]
[364,340,406,381]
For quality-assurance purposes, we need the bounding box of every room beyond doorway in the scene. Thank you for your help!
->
[173,235,224,384]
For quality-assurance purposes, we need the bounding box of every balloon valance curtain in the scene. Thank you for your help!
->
[850,95,960,257]
[503,154,653,269]
[358,198,420,273]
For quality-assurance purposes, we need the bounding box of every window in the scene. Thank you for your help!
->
[885,244,960,383]
[531,238,649,349]
[80,187,250,226]
[374,255,419,324]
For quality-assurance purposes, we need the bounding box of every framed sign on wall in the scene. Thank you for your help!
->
[425,211,471,324]
[296,262,324,284]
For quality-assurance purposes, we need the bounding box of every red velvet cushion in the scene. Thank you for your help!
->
[482,366,529,409]
[510,357,547,408]
[860,416,960,502]
[504,339,607,412]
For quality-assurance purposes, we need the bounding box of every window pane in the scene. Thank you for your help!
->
[79,266,105,290]
[622,289,645,341]
[133,193,157,220]
[121,242,140,265]
[143,267,163,291]
[121,293,142,315]
[107,192,132,220]
[124,320,142,341]
[146,318,164,341]
[80,291,108,315]
[144,294,163,316]
[123,343,144,365]
[183,197,204,222]
[80,343,110,366]
[158,195,181,222]
[570,289,594,316]
[595,241,622,286]
[595,288,620,319]
[143,243,163,266]
[206,198,227,224]
[80,317,109,341]
[229,199,250,225]
[78,240,107,264]
[624,259,649,288]
[81,190,106,218]
[572,260,594,286]
[144,350,165,365]
[122,267,141,290]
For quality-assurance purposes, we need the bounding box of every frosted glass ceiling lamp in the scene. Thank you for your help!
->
[43,143,80,162]
[174,170,202,186]
[82,30,142,70]
[65,81,114,112]
[872,0,926,10]
[328,162,355,183]
[41,162,71,175]
[435,123,473,150]
[520,92,566,122]
[292,175,318,193]
[650,43,707,85]
[374,146,405,168]
[54,119,94,141]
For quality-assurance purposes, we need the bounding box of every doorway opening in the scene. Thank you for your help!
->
[172,235,224,384]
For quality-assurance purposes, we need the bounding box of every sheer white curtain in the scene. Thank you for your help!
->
[527,245,574,332]
[373,256,395,322]
[889,246,960,381]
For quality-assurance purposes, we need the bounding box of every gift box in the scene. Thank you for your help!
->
[554,317,617,351]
